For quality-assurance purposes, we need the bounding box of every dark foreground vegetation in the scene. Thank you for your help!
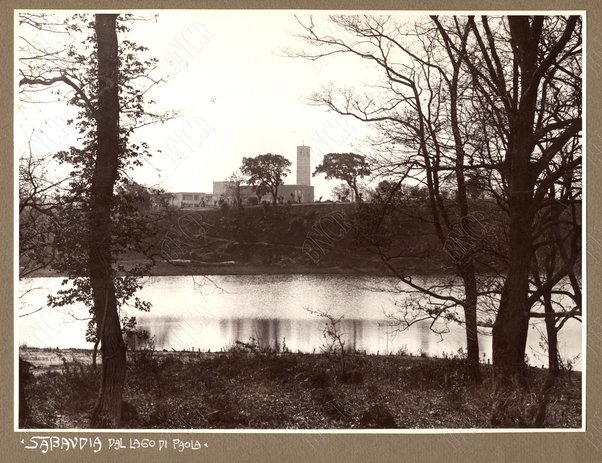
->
[20,347,581,430]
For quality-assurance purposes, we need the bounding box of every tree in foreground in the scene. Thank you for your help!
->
[293,14,581,403]
[313,152,371,202]
[87,13,124,427]
[293,15,488,382]
[241,153,292,204]
[19,12,170,427]
[452,15,582,383]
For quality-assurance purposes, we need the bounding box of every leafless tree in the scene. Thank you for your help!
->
[291,15,495,381]
[292,15,581,391]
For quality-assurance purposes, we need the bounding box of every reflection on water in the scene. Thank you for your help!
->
[18,274,582,369]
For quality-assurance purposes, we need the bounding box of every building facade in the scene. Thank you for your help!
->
[297,145,311,186]
[213,181,262,204]
[213,182,314,205]
[212,145,315,205]
[169,192,214,209]
[277,184,314,203]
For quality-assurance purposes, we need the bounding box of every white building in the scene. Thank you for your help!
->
[297,145,311,186]
[169,192,213,209]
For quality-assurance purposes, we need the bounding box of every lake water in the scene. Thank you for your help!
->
[18,274,582,369]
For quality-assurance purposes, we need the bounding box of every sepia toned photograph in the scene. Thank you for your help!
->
[16,10,583,431]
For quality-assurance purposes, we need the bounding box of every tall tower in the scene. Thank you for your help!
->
[297,145,311,186]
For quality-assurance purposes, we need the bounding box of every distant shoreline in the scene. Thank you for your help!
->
[26,258,450,278]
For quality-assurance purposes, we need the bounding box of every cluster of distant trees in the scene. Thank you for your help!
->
[227,151,373,205]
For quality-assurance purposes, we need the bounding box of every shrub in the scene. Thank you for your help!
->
[60,356,99,400]
[359,404,397,428]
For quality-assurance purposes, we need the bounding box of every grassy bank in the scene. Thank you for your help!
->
[20,347,581,430]
[26,199,508,278]
[26,201,462,278]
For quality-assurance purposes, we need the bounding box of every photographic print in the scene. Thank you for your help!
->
[16,9,583,431]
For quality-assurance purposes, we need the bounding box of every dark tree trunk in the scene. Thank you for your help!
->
[460,264,481,382]
[492,192,533,381]
[491,15,580,385]
[492,44,538,380]
[89,13,125,428]
[543,294,560,373]
[19,357,31,427]
[351,183,361,203]
[490,165,533,425]
[19,377,29,428]
[445,21,480,382]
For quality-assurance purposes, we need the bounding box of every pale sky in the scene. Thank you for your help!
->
[16,10,409,198]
